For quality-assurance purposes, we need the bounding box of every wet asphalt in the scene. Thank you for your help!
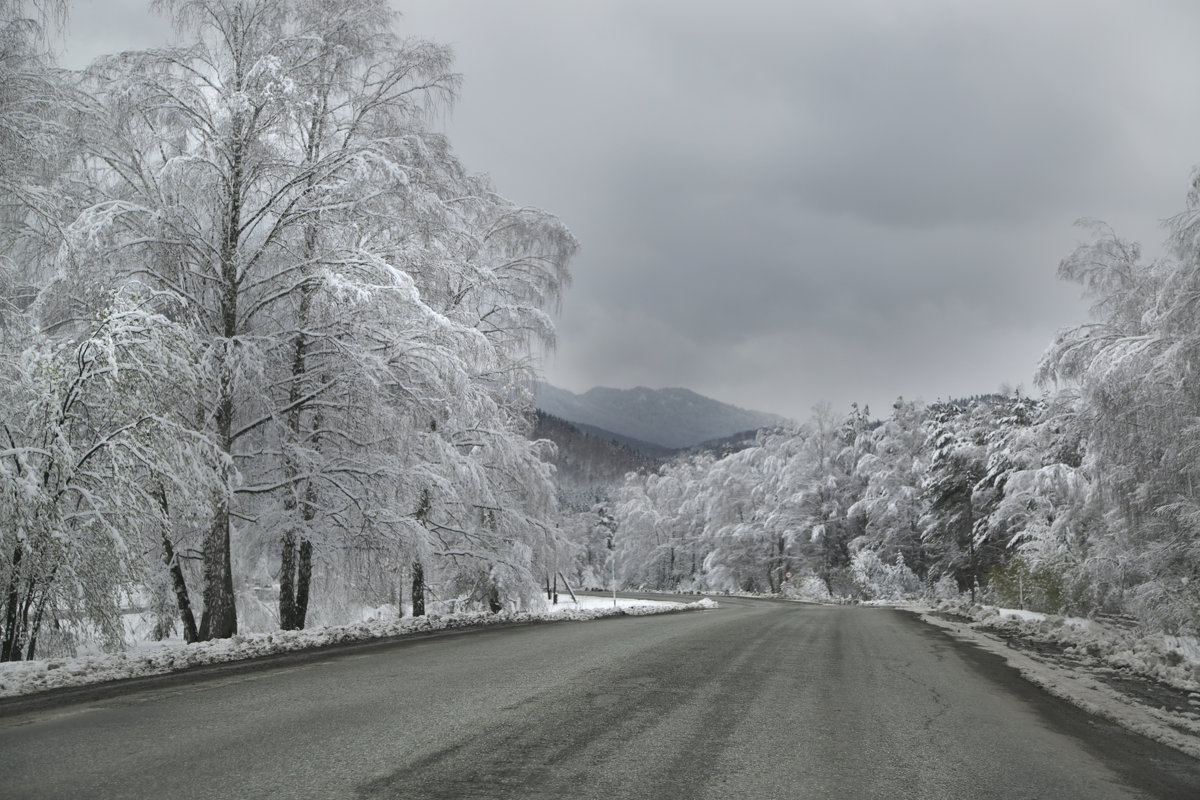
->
[1,595,1198,799]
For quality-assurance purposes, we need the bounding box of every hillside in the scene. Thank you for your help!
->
[532,411,660,510]
[536,384,788,450]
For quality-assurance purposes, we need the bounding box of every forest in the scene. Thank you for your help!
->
[4,0,1200,665]
[602,216,1200,636]
[0,0,575,661]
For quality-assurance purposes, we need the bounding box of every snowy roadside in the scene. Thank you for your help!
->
[910,601,1200,759]
[0,596,717,701]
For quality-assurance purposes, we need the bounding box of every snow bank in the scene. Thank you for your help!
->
[0,597,716,700]
[913,600,1200,759]
[956,602,1200,688]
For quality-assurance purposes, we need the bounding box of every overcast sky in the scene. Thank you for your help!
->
[61,0,1200,421]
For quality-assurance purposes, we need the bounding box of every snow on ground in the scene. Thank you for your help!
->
[0,596,717,700]
[911,600,1200,759]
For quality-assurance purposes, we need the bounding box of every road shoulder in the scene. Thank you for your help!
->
[907,606,1200,761]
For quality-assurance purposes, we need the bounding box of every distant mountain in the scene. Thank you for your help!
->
[535,384,788,450]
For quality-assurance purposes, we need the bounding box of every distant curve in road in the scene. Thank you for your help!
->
[2,596,1198,799]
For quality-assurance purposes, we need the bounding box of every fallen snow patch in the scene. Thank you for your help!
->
[0,597,716,700]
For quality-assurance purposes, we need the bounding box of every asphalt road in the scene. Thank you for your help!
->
[2,596,1199,799]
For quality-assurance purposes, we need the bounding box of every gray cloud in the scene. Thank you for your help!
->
[64,0,1200,421]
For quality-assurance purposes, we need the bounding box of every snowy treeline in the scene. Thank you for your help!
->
[0,0,575,660]
[608,199,1200,636]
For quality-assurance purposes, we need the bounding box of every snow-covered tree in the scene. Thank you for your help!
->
[982,396,1099,613]
[1039,210,1200,631]
[48,0,573,638]
[849,397,930,575]
[920,399,995,601]
[1,293,220,660]
[0,0,73,324]
[617,454,710,590]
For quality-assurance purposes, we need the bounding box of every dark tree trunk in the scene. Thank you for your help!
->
[17,576,35,659]
[199,361,238,641]
[279,528,297,629]
[199,500,237,640]
[199,114,247,643]
[24,620,39,661]
[295,539,312,626]
[411,560,425,616]
[25,578,54,660]
[14,600,29,661]
[155,488,198,643]
[166,545,198,644]
[288,417,320,630]
[273,94,329,633]
[279,278,315,632]
[1,546,23,661]
[279,529,313,630]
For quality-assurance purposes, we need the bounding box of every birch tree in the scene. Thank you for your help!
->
[65,0,447,636]
[54,0,574,636]
[1,294,219,660]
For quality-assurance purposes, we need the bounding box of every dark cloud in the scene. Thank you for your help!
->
[65,0,1200,420]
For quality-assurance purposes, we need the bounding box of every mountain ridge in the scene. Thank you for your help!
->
[535,383,788,450]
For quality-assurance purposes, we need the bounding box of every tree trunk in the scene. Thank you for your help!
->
[558,572,579,604]
[279,531,313,630]
[199,499,237,640]
[279,528,297,629]
[17,587,34,661]
[165,541,199,645]
[198,279,239,643]
[199,112,246,643]
[411,560,425,616]
[289,402,322,630]
[155,488,198,643]
[199,378,238,642]
[279,279,316,632]
[25,575,55,660]
[199,375,238,640]
[1,546,23,661]
[295,539,312,626]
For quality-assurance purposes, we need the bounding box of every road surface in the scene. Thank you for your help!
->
[2,596,1198,799]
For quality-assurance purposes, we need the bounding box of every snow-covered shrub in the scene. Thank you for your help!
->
[1128,580,1200,637]
[851,550,921,600]
[790,575,833,601]
[929,573,961,600]
[986,555,1071,614]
